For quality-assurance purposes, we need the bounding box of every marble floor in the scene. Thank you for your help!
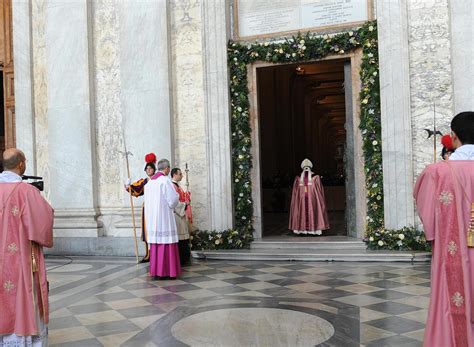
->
[45,256,430,347]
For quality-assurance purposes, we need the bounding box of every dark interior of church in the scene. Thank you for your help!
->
[257,59,348,237]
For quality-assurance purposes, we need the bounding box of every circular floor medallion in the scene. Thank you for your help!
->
[171,307,334,346]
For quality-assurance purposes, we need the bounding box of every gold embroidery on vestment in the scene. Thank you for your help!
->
[439,191,454,206]
[3,280,14,292]
[7,243,18,254]
[451,292,464,307]
[11,206,20,217]
[447,241,458,256]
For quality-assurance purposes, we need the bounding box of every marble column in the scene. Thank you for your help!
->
[201,0,234,230]
[169,0,210,231]
[408,0,453,177]
[118,0,173,178]
[45,0,101,236]
[377,0,415,229]
[449,0,474,113]
[12,0,36,172]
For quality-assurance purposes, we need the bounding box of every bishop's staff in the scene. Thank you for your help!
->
[120,140,140,264]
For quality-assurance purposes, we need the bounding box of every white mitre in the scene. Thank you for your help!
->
[301,158,313,169]
[300,158,313,185]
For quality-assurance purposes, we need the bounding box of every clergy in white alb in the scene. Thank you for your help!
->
[144,159,181,278]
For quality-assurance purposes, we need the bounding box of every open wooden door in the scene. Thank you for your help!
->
[0,0,15,156]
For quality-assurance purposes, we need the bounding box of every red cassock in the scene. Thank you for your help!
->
[289,172,330,232]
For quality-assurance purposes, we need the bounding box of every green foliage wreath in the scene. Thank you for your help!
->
[192,21,387,250]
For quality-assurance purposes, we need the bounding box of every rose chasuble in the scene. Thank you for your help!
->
[415,161,474,346]
[0,181,54,339]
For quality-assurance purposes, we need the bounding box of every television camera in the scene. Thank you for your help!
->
[22,175,44,191]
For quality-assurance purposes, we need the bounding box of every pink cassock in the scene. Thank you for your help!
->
[0,183,54,336]
[289,173,329,232]
[414,161,474,346]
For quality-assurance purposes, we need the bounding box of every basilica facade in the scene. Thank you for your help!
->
[2,0,473,255]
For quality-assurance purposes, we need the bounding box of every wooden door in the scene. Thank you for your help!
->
[0,0,14,153]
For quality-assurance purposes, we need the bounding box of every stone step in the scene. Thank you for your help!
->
[191,249,432,262]
[251,240,366,250]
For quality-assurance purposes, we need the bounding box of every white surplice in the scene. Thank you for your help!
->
[450,144,474,160]
[144,175,179,244]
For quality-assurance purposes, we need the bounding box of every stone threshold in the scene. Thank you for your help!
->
[191,248,431,262]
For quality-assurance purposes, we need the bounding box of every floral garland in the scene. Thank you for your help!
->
[192,21,384,251]
[365,226,431,252]
[191,229,253,250]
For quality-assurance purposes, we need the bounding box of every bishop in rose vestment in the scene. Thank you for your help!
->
[289,159,329,235]
[0,170,54,345]
[145,161,181,278]
[415,159,474,346]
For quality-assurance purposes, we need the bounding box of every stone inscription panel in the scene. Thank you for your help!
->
[237,0,368,37]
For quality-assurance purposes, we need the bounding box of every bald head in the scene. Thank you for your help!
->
[3,148,26,174]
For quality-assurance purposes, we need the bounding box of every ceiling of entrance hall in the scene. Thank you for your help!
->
[294,60,347,139]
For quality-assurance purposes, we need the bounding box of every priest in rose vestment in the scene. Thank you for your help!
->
[0,148,54,346]
[414,112,474,346]
[145,159,181,278]
[289,158,329,235]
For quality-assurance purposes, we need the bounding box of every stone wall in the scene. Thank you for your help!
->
[13,0,233,247]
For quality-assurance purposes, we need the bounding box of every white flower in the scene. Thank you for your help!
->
[239,193,244,197]
[368,109,375,115]
[264,42,269,46]
[372,140,378,146]
[302,46,306,50]
[399,234,405,240]
[242,216,247,220]
[397,240,403,246]
[215,239,220,245]
[369,236,374,242]
[377,195,381,200]
[348,31,354,36]
[239,165,243,169]
[372,183,378,188]
[242,147,246,152]
[299,40,305,45]
[235,179,239,183]
[339,49,345,54]
[362,99,368,104]
[378,240,384,246]
[279,48,283,54]
[238,154,244,159]
[367,53,373,58]
[237,106,242,112]
[292,53,296,57]
[373,71,377,76]
[369,25,374,31]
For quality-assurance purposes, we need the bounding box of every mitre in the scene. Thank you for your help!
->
[301,158,313,170]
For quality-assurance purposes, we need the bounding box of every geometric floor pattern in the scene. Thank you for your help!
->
[46,256,430,346]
